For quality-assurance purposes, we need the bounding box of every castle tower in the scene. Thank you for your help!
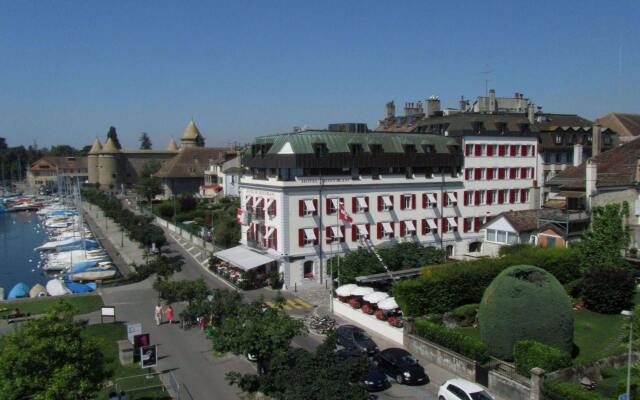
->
[87,138,102,185]
[98,137,120,189]
[180,120,204,149]
[167,137,179,151]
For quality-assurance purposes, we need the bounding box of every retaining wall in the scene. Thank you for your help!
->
[332,299,403,345]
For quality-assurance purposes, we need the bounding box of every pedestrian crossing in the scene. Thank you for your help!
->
[264,298,314,310]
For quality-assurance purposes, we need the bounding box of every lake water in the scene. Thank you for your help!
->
[0,211,49,295]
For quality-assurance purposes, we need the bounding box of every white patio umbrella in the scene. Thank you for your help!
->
[377,297,399,311]
[351,286,374,297]
[335,284,358,297]
[363,291,389,304]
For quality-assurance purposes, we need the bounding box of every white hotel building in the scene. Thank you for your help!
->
[218,127,539,290]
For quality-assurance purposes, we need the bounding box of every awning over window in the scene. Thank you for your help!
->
[405,220,416,231]
[382,222,393,233]
[427,219,438,229]
[426,193,437,204]
[304,228,316,240]
[447,217,458,227]
[382,196,392,207]
[330,198,340,209]
[254,197,264,208]
[357,197,368,208]
[330,226,343,238]
[214,246,275,271]
[447,192,457,202]
[357,224,368,235]
[304,199,316,212]
[265,227,275,238]
[265,198,274,209]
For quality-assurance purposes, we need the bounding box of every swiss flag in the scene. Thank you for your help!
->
[338,202,353,223]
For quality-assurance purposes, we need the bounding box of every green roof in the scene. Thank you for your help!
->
[252,131,457,155]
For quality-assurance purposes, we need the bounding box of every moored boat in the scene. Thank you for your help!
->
[46,279,71,296]
[68,269,117,281]
[29,283,48,298]
[7,282,30,300]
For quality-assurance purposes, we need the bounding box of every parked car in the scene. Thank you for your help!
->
[336,348,390,392]
[438,379,495,400]
[373,348,428,385]
[336,325,379,355]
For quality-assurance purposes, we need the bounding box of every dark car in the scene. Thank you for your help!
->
[373,348,429,385]
[336,348,390,392]
[336,325,379,355]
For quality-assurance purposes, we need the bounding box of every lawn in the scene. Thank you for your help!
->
[0,294,104,317]
[86,323,171,400]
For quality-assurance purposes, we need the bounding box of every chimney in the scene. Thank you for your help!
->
[426,96,441,117]
[527,102,535,124]
[385,101,395,119]
[585,159,597,209]
[573,144,583,166]
[592,124,602,157]
[459,96,467,111]
[489,89,497,113]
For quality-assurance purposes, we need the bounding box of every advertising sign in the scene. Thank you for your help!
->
[126,322,142,344]
[133,333,150,363]
[140,345,157,368]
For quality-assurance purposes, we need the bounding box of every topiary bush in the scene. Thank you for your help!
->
[513,340,572,377]
[478,265,574,360]
[581,266,636,314]
[542,379,607,400]
[414,319,489,362]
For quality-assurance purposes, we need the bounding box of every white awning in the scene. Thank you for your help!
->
[382,196,392,207]
[304,199,316,212]
[265,198,274,209]
[357,197,368,208]
[427,219,438,229]
[447,192,457,202]
[265,227,275,238]
[214,246,275,271]
[382,222,393,234]
[304,228,316,240]
[357,224,368,235]
[330,198,340,208]
[447,217,458,227]
[405,220,416,231]
[426,193,437,204]
[330,226,343,238]
[254,197,263,207]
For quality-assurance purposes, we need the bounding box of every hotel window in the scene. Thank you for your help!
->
[479,191,486,205]
[354,196,369,213]
[480,168,486,180]
[446,192,458,207]
[425,193,437,208]
[465,191,474,206]
[481,144,487,156]
[300,199,317,216]
[555,134,562,144]
[381,222,394,239]
[492,168,498,180]
[401,194,414,210]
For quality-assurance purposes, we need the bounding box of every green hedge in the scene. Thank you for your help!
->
[394,246,581,316]
[542,379,607,400]
[414,319,489,363]
[513,340,572,377]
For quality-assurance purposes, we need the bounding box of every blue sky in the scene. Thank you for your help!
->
[1,1,638,148]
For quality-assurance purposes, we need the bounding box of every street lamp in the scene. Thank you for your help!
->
[621,309,635,400]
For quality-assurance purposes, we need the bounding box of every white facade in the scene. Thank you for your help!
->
[237,135,539,289]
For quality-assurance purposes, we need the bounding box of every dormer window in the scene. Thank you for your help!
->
[312,143,328,156]
[349,143,363,155]
[422,144,434,153]
[403,144,416,153]
[555,134,563,145]
[472,121,483,134]
[519,123,530,133]
[370,144,383,154]
[496,122,508,134]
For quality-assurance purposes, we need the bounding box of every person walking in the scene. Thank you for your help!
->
[154,303,163,326]
[164,305,174,325]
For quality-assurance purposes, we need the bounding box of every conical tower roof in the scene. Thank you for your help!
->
[181,120,201,140]
[167,137,178,151]
[88,138,103,154]
[101,137,119,153]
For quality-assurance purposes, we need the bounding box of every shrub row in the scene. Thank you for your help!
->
[513,340,572,377]
[414,319,489,363]
[542,379,607,400]
[394,245,581,316]
[83,188,167,250]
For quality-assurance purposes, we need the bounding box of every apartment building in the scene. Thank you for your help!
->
[226,127,537,289]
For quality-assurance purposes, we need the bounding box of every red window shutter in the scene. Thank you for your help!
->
[313,228,319,245]
[521,145,527,156]
[400,195,406,210]
[411,194,416,209]
[312,199,318,215]
[326,227,332,244]
[465,168,471,180]
[273,228,277,250]
[464,191,469,206]
[499,145,505,156]
[400,221,406,237]
[464,218,469,233]
[532,145,536,155]
[498,168,505,179]
[340,226,345,242]
[498,190,504,204]
[365,197,369,211]
[299,200,304,216]
[487,168,493,180]
[509,190,516,203]
[521,189,527,203]
[352,197,357,213]
[377,223,382,239]
[442,218,448,233]
[465,144,471,156]
[271,200,277,217]
[390,222,395,237]
[326,198,332,214]
[474,145,481,156]
[474,217,481,232]
[351,226,357,241]
[298,229,304,246]
[390,196,394,209]
[520,168,526,179]
[487,144,494,156]
[474,191,480,206]
[365,224,370,237]
[474,169,481,180]
[422,193,427,208]
[487,191,493,205]
[421,219,427,235]
[377,196,383,212]
[509,168,516,179]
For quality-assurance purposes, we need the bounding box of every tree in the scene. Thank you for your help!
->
[139,132,152,150]
[380,242,444,271]
[49,144,80,156]
[0,137,7,150]
[106,126,122,149]
[581,266,636,314]
[135,160,163,205]
[0,301,108,399]
[577,203,630,271]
